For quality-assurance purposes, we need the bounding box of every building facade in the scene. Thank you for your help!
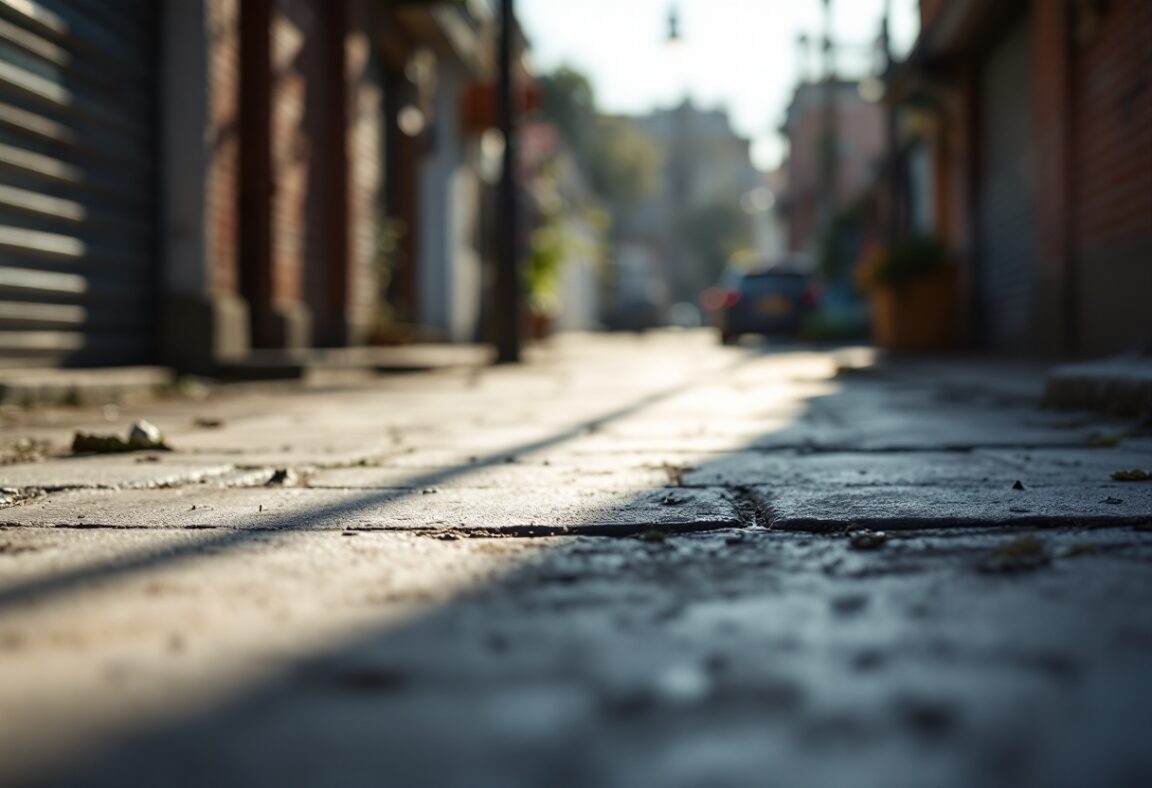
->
[0,0,506,371]
[617,102,761,308]
[899,0,1152,356]
[780,80,887,257]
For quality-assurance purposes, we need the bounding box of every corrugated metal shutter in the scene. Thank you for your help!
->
[0,0,156,366]
[977,17,1036,352]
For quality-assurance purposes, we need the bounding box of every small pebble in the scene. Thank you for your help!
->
[849,530,888,550]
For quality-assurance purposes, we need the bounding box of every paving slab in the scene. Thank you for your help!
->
[683,447,1152,489]
[978,445,1152,485]
[306,457,674,491]
[0,528,537,785]
[745,405,1131,450]
[757,483,1152,531]
[14,527,1152,788]
[683,451,1012,488]
[3,335,1152,788]
[1044,354,1152,418]
[168,446,392,471]
[0,485,742,535]
[0,455,238,492]
[0,366,173,406]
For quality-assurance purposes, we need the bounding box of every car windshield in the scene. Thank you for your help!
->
[739,273,808,296]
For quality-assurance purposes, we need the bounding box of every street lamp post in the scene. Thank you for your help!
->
[880,0,901,247]
[819,0,839,243]
[494,0,521,363]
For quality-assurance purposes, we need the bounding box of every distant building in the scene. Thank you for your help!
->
[779,80,887,256]
[615,101,760,308]
[894,0,1152,355]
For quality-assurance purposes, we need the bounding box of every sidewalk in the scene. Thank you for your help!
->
[2,332,1151,788]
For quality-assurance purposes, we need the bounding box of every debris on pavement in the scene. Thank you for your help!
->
[266,468,297,486]
[128,420,165,449]
[849,529,888,550]
[1060,543,1098,558]
[1090,433,1124,447]
[0,437,52,465]
[71,433,133,454]
[72,420,170,454]
[980,534,1050,573]
[1111,469,1151,481]
[658,462,694,487]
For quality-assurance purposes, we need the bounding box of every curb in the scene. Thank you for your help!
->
[1044,356,1152,420]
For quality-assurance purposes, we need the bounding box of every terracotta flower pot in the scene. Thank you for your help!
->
[870,267,958,351]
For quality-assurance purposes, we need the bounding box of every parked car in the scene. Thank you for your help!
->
[707,269,820,344]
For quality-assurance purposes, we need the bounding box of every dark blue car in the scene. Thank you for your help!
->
[716,270,820,345]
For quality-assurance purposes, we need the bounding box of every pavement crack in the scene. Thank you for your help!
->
[727,486,773,530]
[407,519,741,540]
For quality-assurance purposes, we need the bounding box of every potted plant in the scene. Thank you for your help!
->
[859,234,958,351]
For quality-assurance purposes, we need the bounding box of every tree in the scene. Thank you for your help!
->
[586,117,662,210]
[534,66,660,211]
[681,197,747,283]
[536,66,595,160]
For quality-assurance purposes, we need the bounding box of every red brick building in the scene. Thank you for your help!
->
[165,0,385,370]
[781,81,886,256]
[898,0,1152,355]
[0,0,501,372]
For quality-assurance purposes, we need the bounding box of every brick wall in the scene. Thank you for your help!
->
[1031,0,1074,354]
[269,0,313,308]
[208,0,241,298]
[203,0,383,350]
[785,85,885,253]
[932,0,1151,355]
[1071,0,1152,353]
[345,0,383,344]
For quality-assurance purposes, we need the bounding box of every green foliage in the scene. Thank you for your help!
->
[871,234,952,287]
[535,67,661,211]
[526,212,567,317]
[817,213,854,279]
[537,67,596,158]
[586,118,662,209]
[681,197,747,283]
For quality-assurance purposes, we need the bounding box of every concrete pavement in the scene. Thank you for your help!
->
[1,332,1151,787]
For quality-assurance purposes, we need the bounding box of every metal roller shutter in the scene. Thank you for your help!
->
[0,0,156,366]
[977,17,1036,352]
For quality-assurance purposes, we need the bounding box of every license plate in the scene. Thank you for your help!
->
[757,294,791,316]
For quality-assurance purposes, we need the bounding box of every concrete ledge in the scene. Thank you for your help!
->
[215,344,494,381]
[0,367,175,407]
[1044,355,1152,420]
[159,291,251,375]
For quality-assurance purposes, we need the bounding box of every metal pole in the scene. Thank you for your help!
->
[881,0,900,246]
[494,0,521,363]
[819,0,838,246]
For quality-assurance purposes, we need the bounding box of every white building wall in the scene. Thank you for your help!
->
[555,217,601,332]
[419,61,483,342]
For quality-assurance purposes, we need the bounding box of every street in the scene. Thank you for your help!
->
[2,332,1151,788]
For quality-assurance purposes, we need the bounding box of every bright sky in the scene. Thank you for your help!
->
[518,0,920,171]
